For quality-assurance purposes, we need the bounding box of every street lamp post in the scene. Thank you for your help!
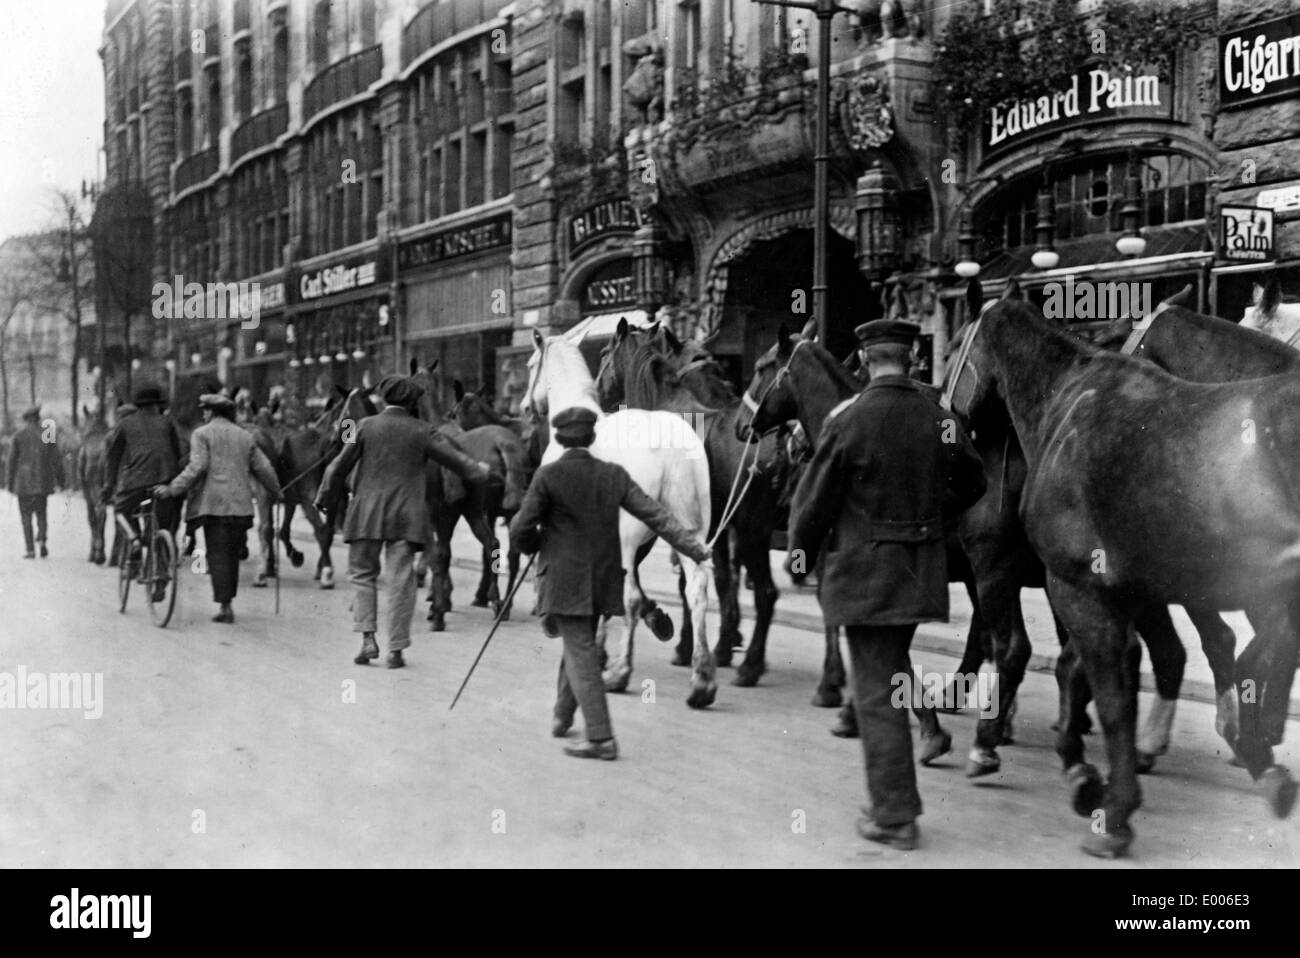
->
[751,0,853,344]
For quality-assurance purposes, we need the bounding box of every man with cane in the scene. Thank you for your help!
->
[508,407,712,761]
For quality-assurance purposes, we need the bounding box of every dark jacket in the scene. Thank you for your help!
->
[103,410,185,500]
[789,374,986,628]
[508,448,710,617]
[166,417,280,519]
[6,422,65,496]
[319,406,484,546]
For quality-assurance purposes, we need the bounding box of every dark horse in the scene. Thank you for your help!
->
[734,326,991,736]
[407,360,530,629]
[76,406,110,564]
[948,297,1300,857]
[257,387,375,588]
[595,320,788,692]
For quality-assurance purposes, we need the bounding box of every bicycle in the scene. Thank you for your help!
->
[115,497,179,628]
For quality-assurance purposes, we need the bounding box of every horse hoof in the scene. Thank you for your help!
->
[714,650,734,669]
[829,711,858,738]
[1067,763,1104,817]
[1081,825,1133,859]
[670,649,691,668]
[812,688,843,709]
[498,608,510,622]
[252,575,268,588]
[733,664,763,688]
[686,683,717,709]
[643,607,674,642]
[1261,766,1298,819]
[289,551,304,569]
[965,748,1001,778]
[919,730,953,767]
[471,598,489,608]
[1136,751,1157,775]
[429,615,446,632]
[603,670,631,694]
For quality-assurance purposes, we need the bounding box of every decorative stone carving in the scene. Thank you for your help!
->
[851,0,925,42]
[622,35,665,125]
[839,74,894,151]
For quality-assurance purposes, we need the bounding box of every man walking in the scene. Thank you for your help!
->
[102,385,186,568]
[508,407,712,761]
[789,321,986,850]
[317,374,491,669]
[6,406,65,558]
[154,393,281,623]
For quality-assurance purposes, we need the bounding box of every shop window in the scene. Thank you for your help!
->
[491,125,513,200]
[313,0,331,69]
[446,138,462,215]
[466,130,486,208]
[236,38,253,120]
[271,24,288,104]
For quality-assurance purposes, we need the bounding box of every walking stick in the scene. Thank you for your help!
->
[449,551,536,711]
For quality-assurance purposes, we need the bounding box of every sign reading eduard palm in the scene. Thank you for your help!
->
[398,212,512,270]
[983,65,1169,154]
[1219,12,1300,108]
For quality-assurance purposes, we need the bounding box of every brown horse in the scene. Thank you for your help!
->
[735,327,989,742]
[408,360,529,628]
[76,406,110,564]
[596,321,791,693]
[948,297,1300,857]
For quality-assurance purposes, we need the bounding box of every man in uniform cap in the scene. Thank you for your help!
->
[789,319,986,849]
[318,373,492,668]
[6,405,64,558]
[509,405,712,761]
[103,384,187,573]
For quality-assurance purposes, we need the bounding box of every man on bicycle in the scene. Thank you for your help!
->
[102,385,186,590]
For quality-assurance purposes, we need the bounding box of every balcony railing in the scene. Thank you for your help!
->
[174,148,219,194]
[302,44,383,121]
[401,0,513,68]
[230,103,288,165]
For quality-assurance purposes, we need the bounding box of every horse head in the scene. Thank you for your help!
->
[595,317,641,410]
[520,327,549,421]
[737,324,804,441]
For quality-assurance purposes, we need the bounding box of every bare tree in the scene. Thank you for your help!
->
[24,188,95,427]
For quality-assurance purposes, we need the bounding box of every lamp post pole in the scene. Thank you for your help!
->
[751,0,852,345]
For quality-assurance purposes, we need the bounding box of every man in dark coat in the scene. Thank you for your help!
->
[6,406,65,558]
[103,385,186,546]
[789,320,986,850]
[508,407,712,761]
[318,374,491,669]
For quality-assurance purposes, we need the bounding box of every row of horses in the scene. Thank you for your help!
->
[518,286,1300,859]
[70,371,539,632]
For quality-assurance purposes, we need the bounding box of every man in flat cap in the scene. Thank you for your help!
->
[6,405,64,558]
[508,405,712,761]
[104,385,187,576]
[789,319,985,850]
[318,373,492,669]
[155,392,280,622]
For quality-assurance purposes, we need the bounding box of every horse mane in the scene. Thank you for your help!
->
[626,340,680,408]
[797,335,861,395]
[541,336,601,414]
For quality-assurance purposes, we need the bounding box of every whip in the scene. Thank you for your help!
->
[449,551,537,711]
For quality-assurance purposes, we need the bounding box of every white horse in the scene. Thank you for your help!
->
[521,328,718,708]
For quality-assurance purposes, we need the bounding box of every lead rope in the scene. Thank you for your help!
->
[705,427,760,551]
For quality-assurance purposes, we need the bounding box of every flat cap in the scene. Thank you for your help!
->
[855,319,921,347]
[377,374,425,407]
[199,393,236,412]
[553,406,598,440]
[132,385,167,406]
[21,405,40,421]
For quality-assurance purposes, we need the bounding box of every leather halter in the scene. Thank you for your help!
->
[940,316,982,412]
[740,339,807,420]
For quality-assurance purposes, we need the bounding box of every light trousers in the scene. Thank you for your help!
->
[349,539,417,653]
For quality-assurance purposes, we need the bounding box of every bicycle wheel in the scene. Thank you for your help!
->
[146,530,178,628]
[118,544,133,613]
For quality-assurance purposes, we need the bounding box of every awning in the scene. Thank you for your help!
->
[563,310,649,344]
[977,226,1211,283]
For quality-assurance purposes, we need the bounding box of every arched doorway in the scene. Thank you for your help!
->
[713,229,873,385]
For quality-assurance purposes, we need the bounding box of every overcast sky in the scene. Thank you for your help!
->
[0,0,105,241]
